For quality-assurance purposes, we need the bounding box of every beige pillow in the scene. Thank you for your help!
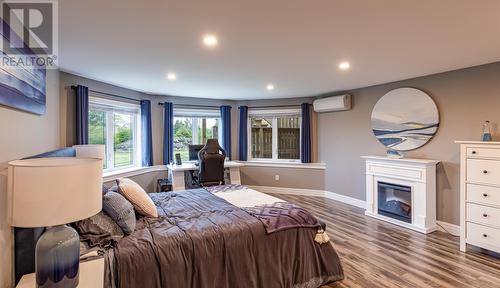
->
[116,178,158,217]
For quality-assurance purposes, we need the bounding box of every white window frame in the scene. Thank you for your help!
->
[89,96,142,172]
[173,108,221,162]
[247,109,302,163]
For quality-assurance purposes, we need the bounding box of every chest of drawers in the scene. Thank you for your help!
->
[457,141,500,253]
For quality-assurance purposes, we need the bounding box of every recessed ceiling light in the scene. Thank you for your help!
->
[166,73,177,80]
[266,84,275,91]
[338,61,350,70]
[203,34,218,47]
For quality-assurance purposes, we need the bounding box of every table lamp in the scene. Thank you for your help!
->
[8,157,102,288]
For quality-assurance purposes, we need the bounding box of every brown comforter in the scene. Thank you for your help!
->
[112,189,343,288]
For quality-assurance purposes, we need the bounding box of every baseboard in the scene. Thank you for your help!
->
[246,185,325,197]
[324,191,366,209]
[436,221,460,236]
[247,185,366,209]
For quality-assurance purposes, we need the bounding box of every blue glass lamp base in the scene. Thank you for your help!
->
[36,225,80,288]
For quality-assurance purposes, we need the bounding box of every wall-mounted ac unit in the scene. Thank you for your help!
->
[313,94,351,112]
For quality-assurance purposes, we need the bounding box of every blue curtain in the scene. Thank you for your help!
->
[220,105,232,159]
[75,85,89,145]
[238,106,248,161]
[140,100,153,166]
[301,103,312,163]
[163,102,174,165]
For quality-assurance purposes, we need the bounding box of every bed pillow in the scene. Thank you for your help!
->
[116,178,158,218]
[102,184,109,195]
[103,192,136,234]
[73,211,124,248]
[108,184,119,193]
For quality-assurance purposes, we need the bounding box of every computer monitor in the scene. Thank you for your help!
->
[188,144,205,161]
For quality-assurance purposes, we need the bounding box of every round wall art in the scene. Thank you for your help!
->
[371,87,439,151]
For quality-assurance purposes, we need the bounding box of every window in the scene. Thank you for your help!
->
[249,109,301,161]
[88,96,141,171]
[173,108,220,161]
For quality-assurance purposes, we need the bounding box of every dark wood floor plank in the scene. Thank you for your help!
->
[266,193,500,288]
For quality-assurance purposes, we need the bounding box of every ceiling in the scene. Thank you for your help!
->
[59,0,500,100]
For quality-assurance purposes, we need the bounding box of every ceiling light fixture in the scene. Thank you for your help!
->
[203,34,218,47]
[266,84,275,91]
[338,61,350,70]
[166,73,177,80]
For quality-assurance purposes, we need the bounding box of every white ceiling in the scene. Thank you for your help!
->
[59,0,500,100]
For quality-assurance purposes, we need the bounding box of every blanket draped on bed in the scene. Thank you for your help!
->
[112,188,343,288]
[205,185,321,233]
[205,185,331,243]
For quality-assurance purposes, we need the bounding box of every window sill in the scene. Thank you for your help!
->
[102,165,168,182]
[241,161,326,170]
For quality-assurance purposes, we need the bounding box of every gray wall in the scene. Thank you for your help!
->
[318,62,500,225]
[0,70,61,288]
[241,166,325,190]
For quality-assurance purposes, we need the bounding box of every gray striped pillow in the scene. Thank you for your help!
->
[103,192,136,234]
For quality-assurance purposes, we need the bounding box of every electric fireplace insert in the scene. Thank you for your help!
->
[377,181,412,223]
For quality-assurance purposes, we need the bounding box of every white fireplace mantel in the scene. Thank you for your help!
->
[362,155,440,234]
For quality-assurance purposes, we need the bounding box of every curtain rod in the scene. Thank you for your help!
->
[70,85,142,103]
[157,102,220,109]
[247,104,304,109]
[158,102,300,109]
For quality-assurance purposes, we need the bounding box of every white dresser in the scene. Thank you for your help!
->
[457,141,500,253]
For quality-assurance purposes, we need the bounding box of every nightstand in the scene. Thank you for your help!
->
[16,258,104,288]
[157,178,172,192]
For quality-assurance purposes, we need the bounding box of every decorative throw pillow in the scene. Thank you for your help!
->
[103,192,136,234]
[73,211,124,248]
[102,184,119,195]
[102,184,109,195]
[116,178,158,218]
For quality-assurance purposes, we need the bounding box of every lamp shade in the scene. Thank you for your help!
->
[72,144,105,159]
[7,157,102,227]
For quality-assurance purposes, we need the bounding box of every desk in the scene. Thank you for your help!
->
[167,161,244,191]
[17,258,104,288]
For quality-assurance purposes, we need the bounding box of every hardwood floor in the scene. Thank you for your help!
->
[268,193,500,288]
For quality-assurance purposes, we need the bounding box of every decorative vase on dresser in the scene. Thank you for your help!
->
[456,141,500,253]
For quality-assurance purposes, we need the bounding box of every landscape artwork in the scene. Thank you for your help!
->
[371,87,439,151]
[0,19,46,115]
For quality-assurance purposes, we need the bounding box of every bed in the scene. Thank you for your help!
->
[100,185,344,288]
[15,148,344,288]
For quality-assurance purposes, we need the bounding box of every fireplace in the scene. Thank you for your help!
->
[377,182,411,223]
[362,156,439,234]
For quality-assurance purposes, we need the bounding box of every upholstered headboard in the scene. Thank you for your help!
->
[14,148,76,284]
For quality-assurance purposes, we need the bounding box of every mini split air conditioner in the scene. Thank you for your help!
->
[312,94,351,112]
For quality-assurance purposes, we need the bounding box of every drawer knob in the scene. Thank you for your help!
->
[483,193,488,197]
[483,234,488,238]
[483,170,488,174]
[483,213,488,217]
[472,151,477,154]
